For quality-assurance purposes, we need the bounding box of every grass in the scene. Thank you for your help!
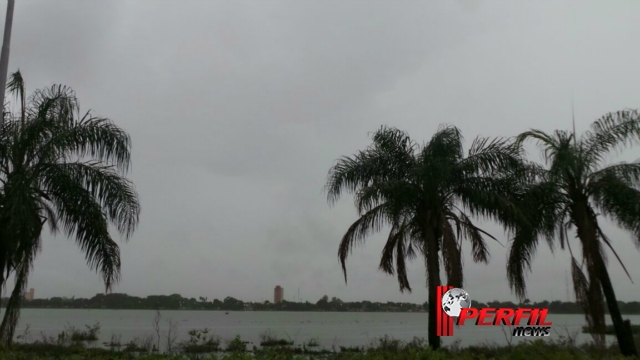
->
[4,322,640,359]
[74,323,100,341]
[2,339,639,359]
[305,337,320,347]
[225,335,247,352]
[258,329,294,347]
[181,329,222,354]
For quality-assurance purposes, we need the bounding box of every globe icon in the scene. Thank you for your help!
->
[441,288,472,317]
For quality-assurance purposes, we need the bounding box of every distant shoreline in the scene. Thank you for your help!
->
[10,294,640,315]
[15,307,640,315]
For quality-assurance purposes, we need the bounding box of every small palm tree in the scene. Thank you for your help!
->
[326,125,523,349]
[0,71,140,344]
[508,110,640,357]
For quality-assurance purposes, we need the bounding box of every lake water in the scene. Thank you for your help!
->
[13,309,639,350]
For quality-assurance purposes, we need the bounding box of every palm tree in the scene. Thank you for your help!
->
[507,110,640,357]
[0,71,140,344]
[325,125,523,349]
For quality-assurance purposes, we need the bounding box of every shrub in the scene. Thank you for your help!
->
[226,335,247,352]
[258,329,293,347]
[180,328,221,354]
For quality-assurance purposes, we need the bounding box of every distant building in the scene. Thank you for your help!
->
[24,288,34,301]
[274,285,283,304]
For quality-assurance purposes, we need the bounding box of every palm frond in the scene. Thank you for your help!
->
[354,180,416,217]
[460,213,494,262]
[31,114,133,173]
[27,84,78,125]
[6,71,26,125]
[45,161,140,239]
[379,220,413,292]
[459,136,523,176]
[370,126,418,162]
[39,160,122,291]
[421,124,464,164]
[590,173,640,249]
[589,161,640,190]
[506,228,539,300]
[583,110,640,165]
[326,126,417,204]
[454,175,524,230]
[39,200,59,234]
[596,228,633,283]
[379,222,401,275]
[503,167,560,301]
[516,129,568,164]
[337,203,390,283]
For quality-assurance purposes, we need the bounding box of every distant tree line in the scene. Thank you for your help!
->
[6,293,640,314]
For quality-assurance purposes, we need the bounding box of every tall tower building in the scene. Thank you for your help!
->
[274,285,283,304]
[25,288,34,301]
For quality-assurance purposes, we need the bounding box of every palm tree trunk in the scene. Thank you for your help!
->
[0,283,21,345]
[424,223,442,350]
[0,261,4,318]
[593,251,638,357]
[0,252,6,319]
[577,207,638,357]
[0,259,27,346]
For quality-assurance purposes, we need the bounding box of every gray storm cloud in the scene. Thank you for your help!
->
[4,0,639,304]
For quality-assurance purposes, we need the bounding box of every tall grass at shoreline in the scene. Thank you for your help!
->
[3,321,639,359]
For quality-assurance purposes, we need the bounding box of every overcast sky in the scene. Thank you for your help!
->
[4,0,640,304]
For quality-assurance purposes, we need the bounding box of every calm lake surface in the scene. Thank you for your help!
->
[14,309,639,349]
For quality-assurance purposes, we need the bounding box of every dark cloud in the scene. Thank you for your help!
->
[4,0,639,304]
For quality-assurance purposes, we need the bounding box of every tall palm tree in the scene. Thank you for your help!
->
[325,125,524,349]
[0,71,140,344]
[507,110,640,357]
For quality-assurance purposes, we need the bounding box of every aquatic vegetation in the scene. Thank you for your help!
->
[2,336,639,359]
[180,328,221,354]
[4,324,639,359]
[225,335,247,352]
